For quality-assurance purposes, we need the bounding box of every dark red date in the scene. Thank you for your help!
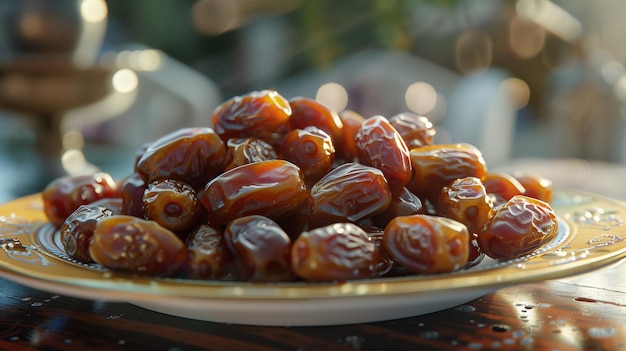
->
[388,112,436,149]
[60,204,114,263]
[42,172,118,228]
[135,127,228,187]
[224,215,293,282]
[289,96,343,148]
[224,138,277,171]
[355,115,412,196]
[200,160,308,226]
[143,179,200,233]
[212,90,292,147]
[436,177,494,234]
[409,143,487,202]
[291,223,383,281]
[477,195,558,260]
[309,163,392,227]
[383,214,469,274]
[184,224,233,280]
[89,215,187,277]
[281,126,335,186]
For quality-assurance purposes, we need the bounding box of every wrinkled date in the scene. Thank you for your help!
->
[200,160,308,226]
[60,204,114,263]
[409,143,487,202]
[224,138,277,171]
[212,90,292,147]
[143,179,200,233]
[281,126,335,186]
[42,172,118,228]
[135,127,228,187]
[289,97,344,147]
[482,172,526,207]
[224,215,293,282]
[291,222,385,281]
[436,177,493,234]
[383,214,470,274]
[388,112,436,149]
[184,224,233,280]
[355,115,412,196]
[309,162,392,226]
[477,195,558,260]
[89,215,187,277]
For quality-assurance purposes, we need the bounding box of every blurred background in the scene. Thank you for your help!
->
[1,0,626,203]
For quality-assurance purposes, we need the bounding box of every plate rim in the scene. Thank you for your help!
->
[1,189,626,303]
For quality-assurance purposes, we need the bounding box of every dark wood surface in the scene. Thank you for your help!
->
[1,259,626,350]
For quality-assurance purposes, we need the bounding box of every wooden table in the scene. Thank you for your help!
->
[1,266,625,351]
[1,158,626,350]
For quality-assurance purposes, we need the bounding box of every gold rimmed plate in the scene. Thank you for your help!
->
[0,189,625,326]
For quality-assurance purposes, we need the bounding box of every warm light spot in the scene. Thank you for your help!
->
[500,78,531,110]
[515,0,581,43]
[405,82,437,115]
[509,16,545,59]
[129,50,164,71]
[80,0,108,23]
[454,30,493,74]
[112,69,138,93]
[601,61,625,85]
[316,82,349,112]
[613,75,626,102]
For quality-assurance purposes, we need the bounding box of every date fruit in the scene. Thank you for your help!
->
[89,215,187,277]
[436,177,493,234]
[291,222,384,281]
[224,215,293,281]
[281,126,335,186]
[60,204,114,263]
[388,112,436,149]
[355,115,412,196]
[42,172,118,228]
[143,179,200,232]
[383,214,470,274]
[135,127,228,187]
[477,195,558,260]
[212,90,292,147]
[184,224,233,280]
[200,160,308,226]
[309,163,392,226]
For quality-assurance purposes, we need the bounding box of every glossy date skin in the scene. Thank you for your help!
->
[482,172,526,207]
[388,112,436,149]
[289,97,343,148]
[309,163,392,227]
[60,204,114,263]
[135,127,228,187]
[409,143,487,203]
[143,179,200,233]
[436,177,494,234]
[89,215,187,277]
[224,138,277,171]
[281,126,335,186]
[212,90,292,147]
[42,172,118,228]
[200,160,308,226]
[291,223,384,282]
[477,195,558,260]
[355,115,412,196]
[224,215,293,282]
[383,214,470,274]
[512,172,553,203]
[184,224,233,280]
[337,110,365,162]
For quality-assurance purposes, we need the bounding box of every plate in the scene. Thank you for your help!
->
[1,189,625,326]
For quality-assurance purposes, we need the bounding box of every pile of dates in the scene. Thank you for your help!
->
[42,90,558,282]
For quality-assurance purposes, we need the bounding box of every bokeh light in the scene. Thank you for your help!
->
[112,69,139,93]
[316,82,349,112]
[405,82,437,115]
[509,16,545,59]
[500,77,531,110]
[80,0,108,23]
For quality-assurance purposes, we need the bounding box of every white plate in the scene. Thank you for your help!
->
[1,189,625,326]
